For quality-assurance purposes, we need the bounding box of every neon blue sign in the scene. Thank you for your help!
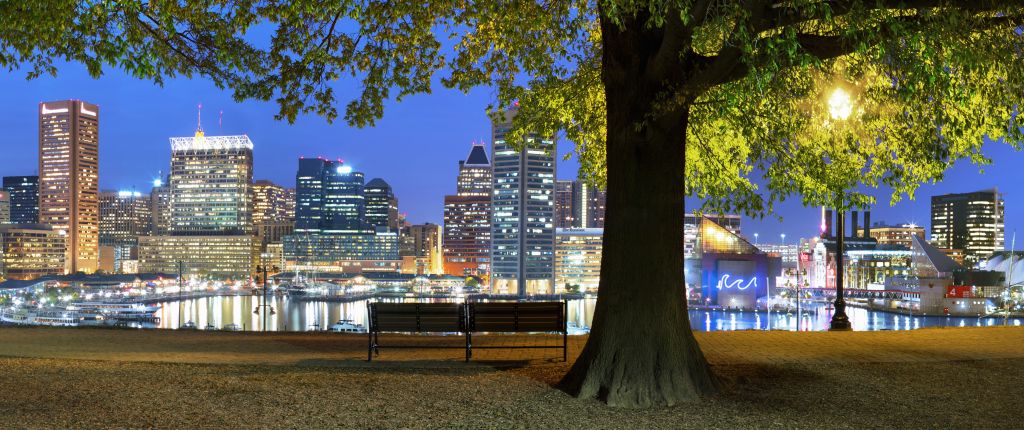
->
[716,274,757,291]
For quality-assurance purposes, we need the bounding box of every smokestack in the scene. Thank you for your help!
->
[851,211,859,239]
[864,211,871,238]
[825,209,834,237]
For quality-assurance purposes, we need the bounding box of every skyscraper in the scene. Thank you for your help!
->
[2,176,38,224]
[554,180,575,229]
[443,144,493,277]
[931,188,1005,265]
[490,109,556,295]
[0,224,66,280]
[149,176,171,235]
[294,158,369,233]
[284,158,399,273]
[167,133,254,234]
[252,180,295,247]
[365,178,399,231]
[38,100,99,274]
[138,125,258,278]
[572,181,606,228]
[99,190,152,247]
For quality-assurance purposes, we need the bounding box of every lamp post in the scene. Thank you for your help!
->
[828,88,853,331]
[754,232,759,245]
[255,253,277,332]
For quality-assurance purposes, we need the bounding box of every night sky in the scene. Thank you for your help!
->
[1,62,1021,247]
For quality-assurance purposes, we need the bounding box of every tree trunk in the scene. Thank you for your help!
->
[559,10,716,408]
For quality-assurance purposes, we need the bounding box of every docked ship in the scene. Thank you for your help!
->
[0,307,81,327]
[68,302,161,322]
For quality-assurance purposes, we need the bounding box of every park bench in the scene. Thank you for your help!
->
[466,301,568,362]
[366,302,468,361]
[366,301,568,362]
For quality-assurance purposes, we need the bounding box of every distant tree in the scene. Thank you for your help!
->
[3,1,1022,407]
[465,277,480,288]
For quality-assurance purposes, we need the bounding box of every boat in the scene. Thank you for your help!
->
[179,321,198,330]
[1,307,79,327]
[69,302,160,322]
[222,323,243,331]
[204,323,218,331]
[329,319,365,333]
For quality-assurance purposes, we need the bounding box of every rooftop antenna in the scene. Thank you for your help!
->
[219,109,223,131]
[195,103,204,137]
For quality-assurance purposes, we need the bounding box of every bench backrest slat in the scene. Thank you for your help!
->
[468,302,565,332]
[370,303,464,333]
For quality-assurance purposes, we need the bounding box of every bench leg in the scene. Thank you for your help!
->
[465,332,472,362]
[367,330,373,362]
[563,330,568,362]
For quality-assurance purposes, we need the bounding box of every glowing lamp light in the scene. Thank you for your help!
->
[153,179,163,187]
[337,165,353,174]
[828,88,852,120]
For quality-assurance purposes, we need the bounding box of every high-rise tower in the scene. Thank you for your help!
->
[443,143,493,277]
[38,100,99,274]
[2,176,39,224]
[489,109,556,295]
[931,188,1005,265]
[365,178,399,231]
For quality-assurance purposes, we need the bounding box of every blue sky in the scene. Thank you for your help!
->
[1,62,1022,245]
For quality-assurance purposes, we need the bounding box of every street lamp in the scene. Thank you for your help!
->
[829,87,853,331]
[754,232,759,244]
[255,253,278,332]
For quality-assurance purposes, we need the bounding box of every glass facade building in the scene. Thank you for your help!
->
[364,178,399,231]
[38,100,99,274]
[283,231,399,273]
[490,109,556,295]
[2,176,38,224]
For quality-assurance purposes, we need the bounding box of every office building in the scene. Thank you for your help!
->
[138,125,257,279]
[2,176,39,224]
[282,230,399,273]
[864,223,926,249]
[442,144,492,277]
[285,158,397,272]
[294,158,368,233]
[555,180,575,228]
[138,235,258,278]
[149,177,171,235]
[365,178,399,231]
[572,181,606,228]
[38,100,100,274]
[167,132,254,234]
[931,189,1005,265]
[0,191,8,224]
[252,180,295,247]
[490,109,556,295]
[99,191,152,247]
[99,190,152,273]
[554,228,603,293]
[0,224,66,280]
[399,223,443,275]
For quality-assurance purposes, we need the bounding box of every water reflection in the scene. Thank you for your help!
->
[152,296,1024,333]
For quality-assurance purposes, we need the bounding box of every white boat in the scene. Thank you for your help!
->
[1,307,79,327]
[69,302,160,322]
[329,319,365,333]
[222,323,243,331]
[179,321,198,330]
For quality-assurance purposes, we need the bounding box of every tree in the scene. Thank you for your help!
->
[3,0,1022,408]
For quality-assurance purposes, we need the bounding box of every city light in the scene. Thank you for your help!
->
[337,165,353,174]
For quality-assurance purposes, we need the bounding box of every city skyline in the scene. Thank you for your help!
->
[2,65,1024,244]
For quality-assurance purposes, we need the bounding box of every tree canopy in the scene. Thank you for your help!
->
[3,1,1021,212]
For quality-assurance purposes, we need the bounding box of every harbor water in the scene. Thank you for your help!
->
[150,295,1024,332]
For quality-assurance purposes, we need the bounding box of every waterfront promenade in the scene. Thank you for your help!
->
[0,327,1022,428]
